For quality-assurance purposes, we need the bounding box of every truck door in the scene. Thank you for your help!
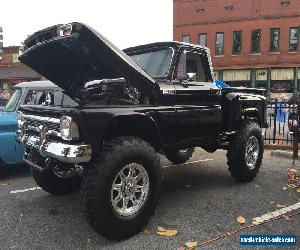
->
[173,49,222,144]
[153,82,178,146]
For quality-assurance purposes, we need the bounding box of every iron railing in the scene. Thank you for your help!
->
[264,99,298,145]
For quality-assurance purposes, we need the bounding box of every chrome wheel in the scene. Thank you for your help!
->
[245,136,259,169]
[111,163,149,217]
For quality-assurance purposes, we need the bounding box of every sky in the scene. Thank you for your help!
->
[0,0,173,49]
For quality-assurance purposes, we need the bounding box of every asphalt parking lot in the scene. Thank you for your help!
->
[0,149,299,250]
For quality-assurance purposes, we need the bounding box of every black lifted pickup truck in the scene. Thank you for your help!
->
[17,22,267,240]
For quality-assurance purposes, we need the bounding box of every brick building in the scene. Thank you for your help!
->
[0,46,41,91]
[174,0,300,95]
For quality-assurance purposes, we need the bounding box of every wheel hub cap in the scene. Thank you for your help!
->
[111,163,149,217]
[245,136,260,169]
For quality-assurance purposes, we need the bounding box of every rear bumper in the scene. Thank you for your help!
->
[17,132,92,164]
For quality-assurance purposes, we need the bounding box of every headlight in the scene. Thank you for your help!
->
[58,24,73,37]
[60,116,79,140]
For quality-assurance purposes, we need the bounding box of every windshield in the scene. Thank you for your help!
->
[129,48,173,78]
[3,89,22,112]
[23,89,78,107]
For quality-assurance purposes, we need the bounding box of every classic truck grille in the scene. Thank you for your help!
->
[24,114,61,136]
[26,119,60,131]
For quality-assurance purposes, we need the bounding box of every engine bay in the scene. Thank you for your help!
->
[80,78,142,105]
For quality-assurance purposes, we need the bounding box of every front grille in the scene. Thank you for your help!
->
[26,119,60,131]
[24,114,61,136]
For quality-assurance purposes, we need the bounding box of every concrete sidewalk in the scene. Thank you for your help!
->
[271,149,300,161]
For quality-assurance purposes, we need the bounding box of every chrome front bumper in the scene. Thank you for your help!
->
[17,132,92,164]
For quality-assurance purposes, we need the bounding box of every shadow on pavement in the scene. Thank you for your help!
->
[162,162,238,192]
[0,164,30,180]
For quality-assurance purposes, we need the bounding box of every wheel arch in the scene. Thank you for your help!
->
[222,92,267,131]
[102,114,163,151]
[241,108,262,124]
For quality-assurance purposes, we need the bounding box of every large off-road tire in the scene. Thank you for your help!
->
[164,147,195,164]
[201,144,218,153]
[30,166,81,195]
[227,121,264,182]
[80,136,162,240]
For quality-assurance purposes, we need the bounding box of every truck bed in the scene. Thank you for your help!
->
[222,87,266,96]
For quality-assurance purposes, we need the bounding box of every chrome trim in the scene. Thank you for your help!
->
[27,125,39,132]
[24,114,60,124]
[26,125,61,137]
[20,134,92,164]
[206,48,215,81]
[165,47,175,78]
[111,163,150,217]
[47,130,62,137]
[245,136,259,169]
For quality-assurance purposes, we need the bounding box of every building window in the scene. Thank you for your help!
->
[289,27,299,52]
[196,8,205,14]
[199,33,207,47]
[270,28,280,52]
[182,35,190,43]
[280,1,290,7]
[215,32,224,55]
[12,54,19,63]
[251,29,261,54]
[225,5,234,11]
[232,31,242,54]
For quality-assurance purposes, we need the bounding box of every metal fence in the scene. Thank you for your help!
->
[264,99,298,145]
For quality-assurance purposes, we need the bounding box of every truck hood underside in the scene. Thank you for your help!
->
[18,23,158,101]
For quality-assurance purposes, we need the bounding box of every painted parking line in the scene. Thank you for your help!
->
[10,187,42,194]
[163,159,213,168]
[253,201,300,223]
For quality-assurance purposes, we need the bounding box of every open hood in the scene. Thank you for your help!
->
[19,22,158,101]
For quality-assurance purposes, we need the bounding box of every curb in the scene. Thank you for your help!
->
[270,150,299,160]
[265,144,294,150]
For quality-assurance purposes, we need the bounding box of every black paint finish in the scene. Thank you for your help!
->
[19,22,267,153]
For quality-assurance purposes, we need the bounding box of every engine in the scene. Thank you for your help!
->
[81,78,141,105]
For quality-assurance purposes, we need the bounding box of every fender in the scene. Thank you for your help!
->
[0,111,24,166]
[0,131,23,165]
[103,113,163,150]
[222,92,267,131]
